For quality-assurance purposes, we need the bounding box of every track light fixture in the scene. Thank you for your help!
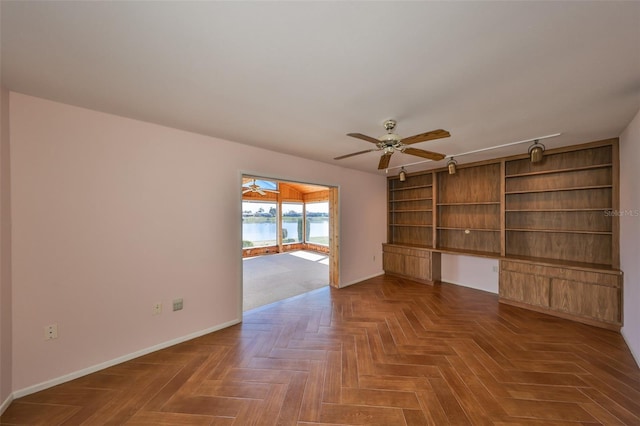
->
[447,157,457,175]
[386,133,561,173]
[399,167,407,181]
[528,139,545,163]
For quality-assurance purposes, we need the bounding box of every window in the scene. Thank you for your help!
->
[282,202,303,244]
[242,201,277,248]
[305,201,329,246]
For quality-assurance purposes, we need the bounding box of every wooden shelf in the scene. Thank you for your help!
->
[505,163,612,178]
[435,163,501,254]
[390,184,432,192]
[437,201,500,206]
[389,198,432,203]
[500,254,619,272]
[505,185,612,195]
[437,163,501,205]
[504,158,614,251]
[505,208,609,212]
[388,172,434,247]
[391,209,432,213]
[504,144,613,176]
[389,223,433,246]
[384,242,432,250]
[436,247,500,257]
[506,228,612,235]
[437,227,499,232]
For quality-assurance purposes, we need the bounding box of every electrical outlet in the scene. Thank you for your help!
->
[492,265,499,273]
[173,298,183,311]
[153,302,162,315]
[44,324,58,340]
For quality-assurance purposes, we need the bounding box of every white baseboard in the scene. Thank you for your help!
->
[0,393,13,416]
[13,318,241,399]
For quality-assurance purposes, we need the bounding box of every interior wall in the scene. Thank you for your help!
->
[441,254,499,294]
[9,92,387,393]
[620,108,640,365]
[0,85,13,408]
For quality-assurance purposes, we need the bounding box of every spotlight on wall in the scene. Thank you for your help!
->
[447,157,457,175]
[528,140,545,163]
[399,167,407,182]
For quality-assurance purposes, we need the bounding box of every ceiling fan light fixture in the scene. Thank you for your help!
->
[338,120,450,170]
[528,140,545,163]
[399,167,407,182]
[447,157,457,175]
[242,178,280,196]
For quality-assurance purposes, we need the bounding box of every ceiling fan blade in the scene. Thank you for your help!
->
[242,189,252,194]
[347,133,381,144]
[402,147,446,161]
[401,129,451,145]
[264,189,280,193]
[378,152,393,169]
[334,149,377,160]
[257,189,266,196]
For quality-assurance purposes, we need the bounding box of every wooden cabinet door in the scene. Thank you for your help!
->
[499,270,549,307]
[382,252,404,275]
[550,279,620,323]
[404,255,430,282]
[382,244,438,284]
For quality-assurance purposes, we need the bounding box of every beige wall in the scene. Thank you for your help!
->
[620,108,640,365]
[9,92,387,393]
[0,85,13,408]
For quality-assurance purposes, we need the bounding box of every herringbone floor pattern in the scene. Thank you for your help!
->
[3,275,640,425]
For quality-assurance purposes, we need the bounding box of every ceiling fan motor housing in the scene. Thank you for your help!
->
[380,132,400,141]
[380,119,402,146]
[383,119,397,132]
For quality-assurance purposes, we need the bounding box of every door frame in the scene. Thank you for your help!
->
[240,173,340,313]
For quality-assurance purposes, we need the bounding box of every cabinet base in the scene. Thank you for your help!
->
[499,297,621,331]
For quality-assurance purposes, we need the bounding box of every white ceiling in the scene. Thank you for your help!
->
[2,1,639,175]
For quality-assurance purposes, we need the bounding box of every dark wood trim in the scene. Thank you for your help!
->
[329,187,339,288]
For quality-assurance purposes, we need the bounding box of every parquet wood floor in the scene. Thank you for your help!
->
[3,275,640,425]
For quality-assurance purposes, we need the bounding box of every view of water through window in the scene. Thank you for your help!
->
[242,201,329,248]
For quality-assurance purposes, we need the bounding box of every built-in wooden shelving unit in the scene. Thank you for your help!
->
[388,172,433,247]
[504,144,615,267]
[383,138,622,330]
[436,163,501,256]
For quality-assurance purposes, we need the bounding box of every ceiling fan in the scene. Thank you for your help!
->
[242,179,280,196]
[334,119,450,169]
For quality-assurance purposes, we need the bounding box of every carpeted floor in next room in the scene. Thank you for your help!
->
[243,250,329,311]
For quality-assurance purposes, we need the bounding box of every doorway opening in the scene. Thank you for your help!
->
[241,175,339,311]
